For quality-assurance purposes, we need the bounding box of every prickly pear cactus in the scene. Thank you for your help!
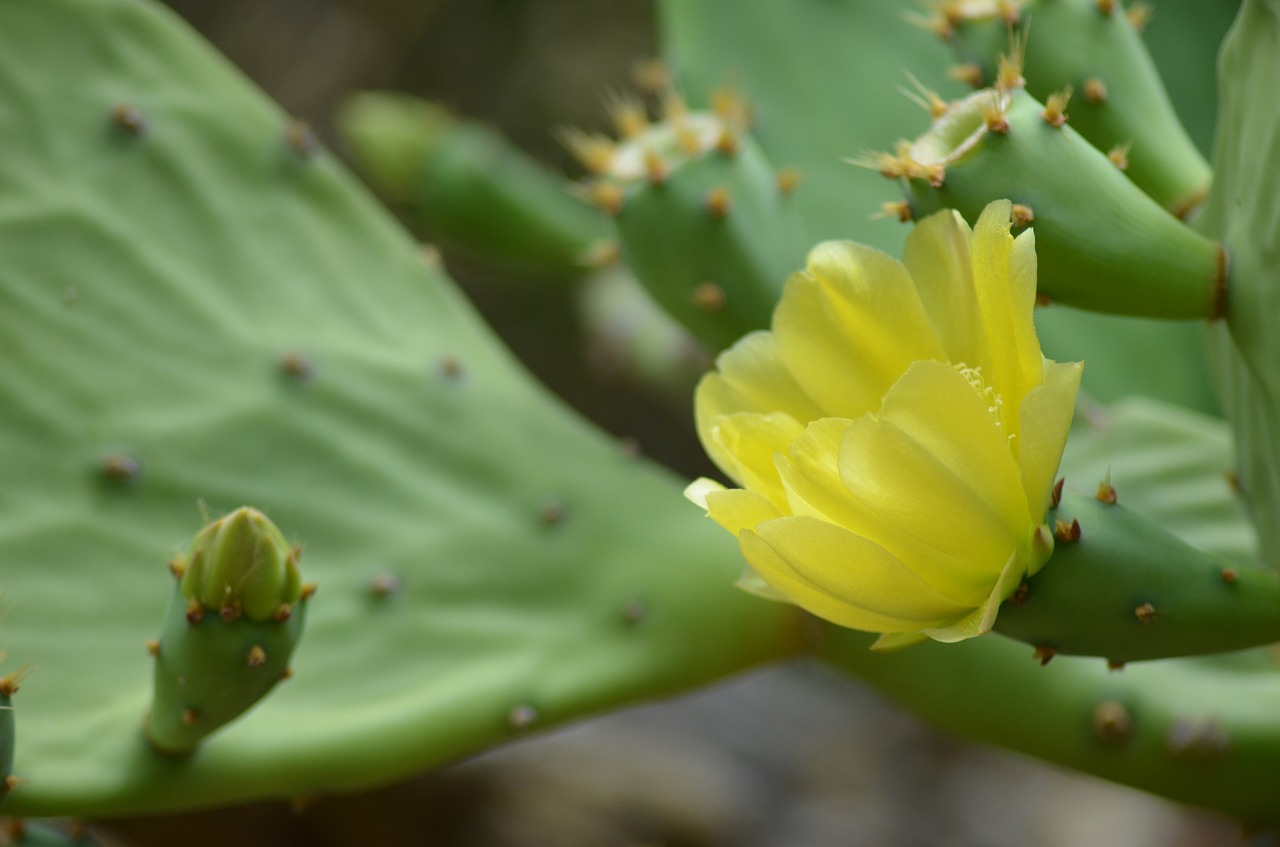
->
[0,0,799,816]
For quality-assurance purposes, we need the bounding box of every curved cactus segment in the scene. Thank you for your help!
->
[946,0,1211,216]
[0,0,800,816]
[612,134,810,350]
[338,93,610,277]
[1198,0,1280,569]
[903,87,1224,319]
[994,490,1280,663]
[821,626,1280,823]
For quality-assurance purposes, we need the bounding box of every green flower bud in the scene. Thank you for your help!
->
[178,507,302,622]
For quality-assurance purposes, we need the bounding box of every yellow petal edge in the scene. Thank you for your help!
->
[687,200,1082,646]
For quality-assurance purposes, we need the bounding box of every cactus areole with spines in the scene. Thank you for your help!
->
[146,508,312,754]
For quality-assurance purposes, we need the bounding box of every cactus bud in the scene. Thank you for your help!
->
[179,506,302,622]
[147,507,311,754]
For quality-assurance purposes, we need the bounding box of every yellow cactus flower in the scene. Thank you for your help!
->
[686,200,1082,647]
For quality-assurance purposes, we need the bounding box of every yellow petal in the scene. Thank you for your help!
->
[923,549,1023,642]
[870,631,929,651]
[704,486,782,534]
[706,412,804,508]
[743,516,971,632]
[695,331,824,426]
[903,208,986,368]
[837,361,1029,604]
[772,241,945,419]
[970,200,1044,433]
[1017,359,1084,521]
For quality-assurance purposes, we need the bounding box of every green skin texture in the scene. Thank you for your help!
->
[949,0,1212,215]
[337,92,609,278]
[147,583,306,754]
[659,0,1227,415]
[614,135,812,352]
[3,0,1279,827]
[0,0,806,816]
[905,88,1221,319]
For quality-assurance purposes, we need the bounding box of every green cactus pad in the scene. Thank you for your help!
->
[0,0,800,816]
[948,0,1212,216]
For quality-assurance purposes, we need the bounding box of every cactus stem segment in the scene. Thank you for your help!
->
[1134,602,1157,624]
[1033,645,1056,666]
[1083,78,1109,104]
[1054,518,1082,543]
[1092,701,1133,745]
[110,102,148,136]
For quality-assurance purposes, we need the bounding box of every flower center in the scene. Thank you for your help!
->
[952,362,1009,436]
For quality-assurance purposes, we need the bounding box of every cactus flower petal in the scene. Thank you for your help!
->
[687,200,1081,644]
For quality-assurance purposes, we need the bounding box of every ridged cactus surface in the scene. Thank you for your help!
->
[0,0,800,815]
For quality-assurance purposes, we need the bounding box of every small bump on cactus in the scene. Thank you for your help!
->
[146,507,312,754]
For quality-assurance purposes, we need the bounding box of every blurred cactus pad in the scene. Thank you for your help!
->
[7,0,1280,833]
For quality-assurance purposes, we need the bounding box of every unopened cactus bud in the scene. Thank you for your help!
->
[147,508,311,754]
[179,506,302,622]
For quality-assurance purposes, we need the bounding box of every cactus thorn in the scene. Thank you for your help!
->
[900,71,949,120]
[280,667,295,681]
[710,87,751,129]
[247,645,267,668]
[1107,142,1131,171]
[704,186,731,219]
[1083,78,1108,104]
[660,91,688,123]
[605,92,648,140]
[776,167,802,196]
[691,281,727,313]
[272,602,295,622]
[279,352,314,381]
[674,125,703,157]
[1011,581,1030,606]
[541,502,567,526]
[632,58,671,95]
[640,148,669,187]
[996,28,1028,91]
[0,673,22,699]
[582,181,625,217]
[714,128,740,157]
[1041,86,1072,127]
[1010,203,1035,228]
[948,62,985,89]
[845,150,906,181]
[1107,660,1126,671]
[180,708,198,727]
[874,200,914,223]
[1034,293,1053,307]
[300,582,317,601]
[1054,518,1081,543]
[1095,473,1118,504]
[1033,645,1056,666]
[284,119,318,159]
[1134,602,1157,624]
[1092,701,1133,745]
[1127,2,1153,32]
[146,639,160,657]
[437,355,464,381]
[167,556,187,579]
[102,452,141,482]
[1212,243,1230,321]
[559,129,616,175]
[110,102,148,136]
[1095,0,1115,16]
[507,703,538,732]
[1050,477,1065,509]
[981,94,1010,134]
[623,600,647,624]
[219,603,242,623]
[370,572,402,598]
[903,10,955,42]
[1221,567,1239,585]
[185,598,205,625]
[1224,469,1242,494]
